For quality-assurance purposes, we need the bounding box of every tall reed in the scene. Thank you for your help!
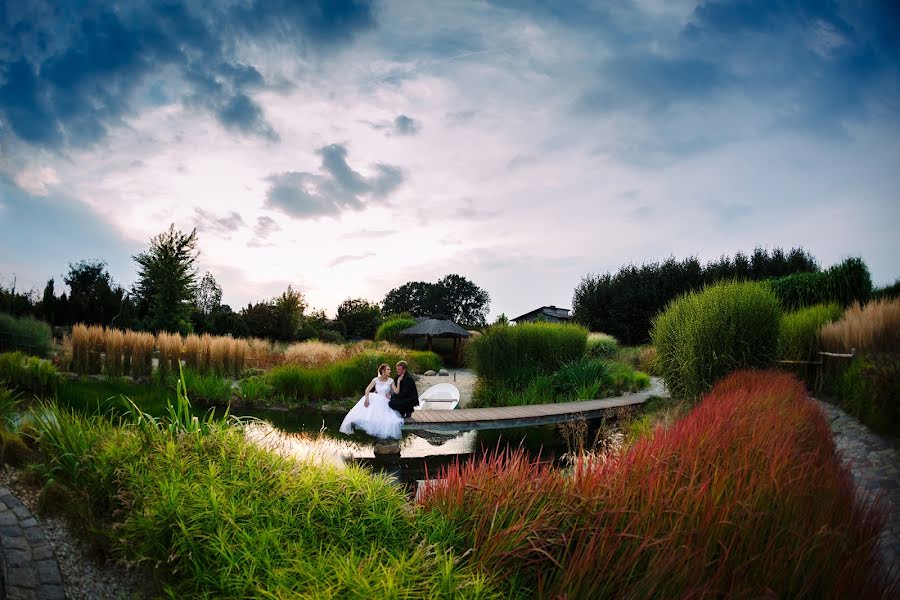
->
[71,323,90,374]
[156,332,182,379]
[819,297,900,355]
[283,341,347,368]
[182,334,202,372]
[104,328,125,377]
[127,331,154,379]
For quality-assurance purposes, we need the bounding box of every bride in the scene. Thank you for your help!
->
[339,363,404,439]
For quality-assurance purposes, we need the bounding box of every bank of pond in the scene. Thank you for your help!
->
[0,368,895,598]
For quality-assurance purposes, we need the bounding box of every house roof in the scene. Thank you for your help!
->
[399,316,471,338]
[510,306,572,323]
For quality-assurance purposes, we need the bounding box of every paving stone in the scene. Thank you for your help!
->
[5,547,32,568]
[37,560,63,585]
[19,516,37,528]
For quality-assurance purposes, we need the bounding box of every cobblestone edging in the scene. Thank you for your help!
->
[0,487,66,600]
[818,401,900,577]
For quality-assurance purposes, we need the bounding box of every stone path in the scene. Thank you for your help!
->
[0,486,66,600]
[818,401,900,577]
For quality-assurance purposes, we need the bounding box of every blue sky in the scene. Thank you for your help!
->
[1,0,898,318]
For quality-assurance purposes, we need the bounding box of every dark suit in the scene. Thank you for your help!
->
[389,373,419,418]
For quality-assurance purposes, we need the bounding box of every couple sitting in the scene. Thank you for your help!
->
[339,360,419,439]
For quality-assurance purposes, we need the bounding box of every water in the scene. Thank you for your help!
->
[233,405,614,488]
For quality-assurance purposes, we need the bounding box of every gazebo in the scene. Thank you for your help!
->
[399,314,470,363]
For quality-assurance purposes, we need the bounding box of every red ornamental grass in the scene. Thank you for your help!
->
[419,370,896,599]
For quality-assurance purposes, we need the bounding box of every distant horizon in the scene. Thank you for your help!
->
[2,1,898,321]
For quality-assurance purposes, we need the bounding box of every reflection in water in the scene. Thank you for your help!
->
[237,406,614,488]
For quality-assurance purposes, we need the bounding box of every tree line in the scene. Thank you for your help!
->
[1,225,491,342]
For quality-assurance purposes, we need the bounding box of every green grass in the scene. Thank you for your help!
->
[778,302,843,361]
[586,332,619,359]
[832,354,900,437]
[0,351,59,396]
[469,322,588,388]
[0,312,52,358]
[652,280,782,400]
[28,379,498,598]
[471,359,649,408]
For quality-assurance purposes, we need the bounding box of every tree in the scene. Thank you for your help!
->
[196,272,223,315]
[335,298,382,340]
[241,301,278,340]
[132,225,199,334]
[273,286,306,341]
[381,275,490,326]
[64,260,124,325]
[40,279,57,325]
[381,281,440,317]
[436,274,490,326]
[493,312,509,326]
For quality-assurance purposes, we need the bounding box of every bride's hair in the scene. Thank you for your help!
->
[377,363,390,376]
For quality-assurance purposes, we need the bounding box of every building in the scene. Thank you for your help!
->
[510,306,572,324]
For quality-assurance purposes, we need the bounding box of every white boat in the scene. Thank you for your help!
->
[417,383,460,411]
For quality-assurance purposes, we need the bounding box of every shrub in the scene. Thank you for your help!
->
[317,329,345,345]
[873,278,900,300]
[770,257,872,309]
[819,297,900,356]
[778,302,843,361]
[421,371,893,598]
[586,332,619,359]
[0,312,52,358]
[834,354,900,436]
[375,317,417,343]
[470,322,588,388]
[0,352,59,396]
[652,280,781,399]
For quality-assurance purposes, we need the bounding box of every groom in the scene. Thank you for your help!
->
[389,360,419,418]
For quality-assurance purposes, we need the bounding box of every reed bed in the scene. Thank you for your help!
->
[182,334,202,372]
[422,370,894,598]
[103,328,125,377]
[155,332,182,379]
[126,331,154,379]
[247,337,280,370]
[283,341,347,368]
[819,297,900,355]
[71,323,107,375]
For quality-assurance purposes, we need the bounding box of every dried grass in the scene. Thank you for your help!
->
[104,328,125,377]
[156,332,183,379]
[283,341,347,368]
[819,297,900,355]
[125,331,155,378]
[183,334,202,372]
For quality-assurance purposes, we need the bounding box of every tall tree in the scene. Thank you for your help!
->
[381,281,440,316]
[196,272,223,315]
[273,286,306,341]
[335,298,382,340]
[40,278,57,325]
[64,260,124,325]
[132,225,199,334]
[436,274,490,326]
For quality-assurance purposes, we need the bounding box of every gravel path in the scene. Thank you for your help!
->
[0,467,149,600]
[817,400,900,577]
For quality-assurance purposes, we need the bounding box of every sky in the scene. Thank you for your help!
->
[1,0,898,320]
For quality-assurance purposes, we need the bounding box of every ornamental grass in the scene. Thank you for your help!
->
[283,341,347,368]
[420,370,895,599]
[155,331,182,380]
[819,297,900,356]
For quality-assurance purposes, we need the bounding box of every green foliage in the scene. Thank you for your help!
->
[132,224,199,334]
[770,257,872,309]
[834,354,900,436]
[382,275,491,327]
[335,298,382,340]
[573,247,817,345]
[375,316,417,343]
[241,286,307,341]
[0,312,52,357]
[652,280,782,399]
[586,332,619,358]
[64,259,126,326]
[0,352,58,395]
[0,387,21,430]
[30,385,495,597]
[873,279,900,300]
[180,368,234,404]
[552,358,610,395]
[266,350,442,404]
[238,375,271,402]
[469,322,588,388]
[54,377,173,418]
[778,303,843,361]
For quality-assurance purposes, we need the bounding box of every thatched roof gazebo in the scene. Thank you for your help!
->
[399,314,470,362]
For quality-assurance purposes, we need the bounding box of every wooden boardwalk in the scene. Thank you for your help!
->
[402,391,653,432]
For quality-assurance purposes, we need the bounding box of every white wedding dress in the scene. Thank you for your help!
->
[339,377,404,439]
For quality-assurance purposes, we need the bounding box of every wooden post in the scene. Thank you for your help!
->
[427,335,432,351]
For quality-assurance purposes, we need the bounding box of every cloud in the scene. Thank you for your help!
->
[341,229,397,239]
[193,208,246,236]
[254,216,281,238]
[329,253,376,267]
[265,144,405,218]
[393,114,421,135]
[0,0,375,148]
[453,199,503,221]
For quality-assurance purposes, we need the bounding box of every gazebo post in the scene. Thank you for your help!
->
[427,335,432,351]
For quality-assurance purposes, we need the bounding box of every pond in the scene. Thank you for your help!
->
[232,405,620,490]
